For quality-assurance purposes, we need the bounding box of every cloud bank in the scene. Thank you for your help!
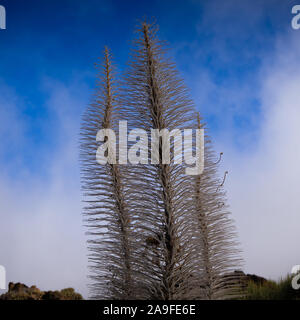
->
[221,30,300,279]
[0,79,89,297]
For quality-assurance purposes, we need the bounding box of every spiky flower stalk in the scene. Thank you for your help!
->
[121,22,199,299]
[193,113,243,299]
[80,47,133,299]
[80,21,243,300]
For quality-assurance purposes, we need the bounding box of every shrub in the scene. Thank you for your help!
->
[246,274,300,300]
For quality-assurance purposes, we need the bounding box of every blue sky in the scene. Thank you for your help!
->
[0,0,295,170]
[0,0,300,297]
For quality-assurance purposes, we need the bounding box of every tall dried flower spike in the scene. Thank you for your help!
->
[80,47,133,299]
[80,20,243,301]
[193,112,243,299]
[120,21,199,300]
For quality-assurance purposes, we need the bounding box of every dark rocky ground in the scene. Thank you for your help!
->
[0,282,83,300]
[0,271,269,300]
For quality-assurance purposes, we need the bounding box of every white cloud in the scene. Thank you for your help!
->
[0,79,90,297]
[220,30,300,280]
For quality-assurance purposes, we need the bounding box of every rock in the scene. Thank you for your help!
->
[0,282,83,300]
[218,270,268,293]
[229,270,268,286]
[8,282,28,293]
[42,290,64,300]
[245,273,267,285]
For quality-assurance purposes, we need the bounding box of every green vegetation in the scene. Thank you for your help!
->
[245,275,300,300]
